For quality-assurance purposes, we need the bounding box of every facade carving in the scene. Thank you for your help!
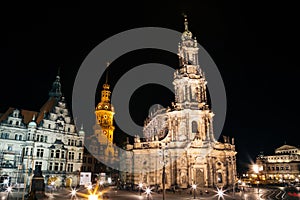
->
[121,17,237,189]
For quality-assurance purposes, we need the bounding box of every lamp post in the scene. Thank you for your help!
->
[6,186,12,200]
[145,187,151,200]
[252,164,261,194]
[159,142,169,200]
[192,184,197,199]
[138,182,143,195]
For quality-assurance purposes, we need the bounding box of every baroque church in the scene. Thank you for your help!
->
[118,17,237,189]
[0,73,85,188]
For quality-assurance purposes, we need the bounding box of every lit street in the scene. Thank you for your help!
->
[1,186,295,200]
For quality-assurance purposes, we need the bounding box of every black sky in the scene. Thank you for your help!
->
[1,3,299,173]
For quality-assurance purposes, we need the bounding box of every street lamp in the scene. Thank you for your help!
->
[192,184,197,199]
[6,186,12,200]
[252,164,261,194]
[145,187,151,200]
[138,183,143,195]
[70,188,77,200]
[159,142,169,200]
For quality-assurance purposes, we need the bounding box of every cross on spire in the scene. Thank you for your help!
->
[106,62,110,84]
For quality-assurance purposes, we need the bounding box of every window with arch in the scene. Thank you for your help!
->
[217,173,223,183]
[55,150,60,158]
[192,121,198,133]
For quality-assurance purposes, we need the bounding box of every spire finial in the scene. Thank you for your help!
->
[184,14,188,31]
[105,62,110,84]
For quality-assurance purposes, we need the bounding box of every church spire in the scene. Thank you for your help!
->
[184,14,189,31]
[48,68,62,99]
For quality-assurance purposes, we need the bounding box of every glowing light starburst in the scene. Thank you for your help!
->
[215,187,225,200]
[144,186,153,199]
[6,186,12,193]
[71,188,77,196]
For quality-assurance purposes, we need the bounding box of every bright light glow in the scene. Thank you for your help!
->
[107,177,112,184]
[192,184,197,190]
[87,185,93,190]
[253,164,259,173]
[6,186,12,193]
[295,178,299,182]
[88,194,98,200]
[238,179,242,184]
[99,181,104,185]
[145,187,151,195]
[71,188,77,196]
[138,183,143,188]
[216,187,225,200]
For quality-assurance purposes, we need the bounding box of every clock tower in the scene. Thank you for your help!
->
[95,73,115,145]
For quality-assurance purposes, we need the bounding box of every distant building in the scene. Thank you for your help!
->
[81,71,119,183]
[249,144,300,184]
[121,17,237,189]
[0,74,85,188]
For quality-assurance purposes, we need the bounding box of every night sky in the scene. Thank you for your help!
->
[1,3,299,174]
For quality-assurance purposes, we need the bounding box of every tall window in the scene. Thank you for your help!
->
[49,162,53,171]
[217,173,223,183]
[192,121,198,133]
[61,151,65,159]
[78,153,82,160]
[50,150,54,158]
[55,150,60,158]
[25,147,28,156]
[40,135,43,142]
[54,162,59,171]
[35,161,42,169]
[36,149,44,157]
[67,164,73,172]
[68,152,75,160]
[18,135,22,140]
[44,136,48,142]
[15,134,18,140]
[27,133,30,140]
[60,163,64,171]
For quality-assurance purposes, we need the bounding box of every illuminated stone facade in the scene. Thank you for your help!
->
[121,18,237,189]
[250,145,300,184]
[0,74,85,187]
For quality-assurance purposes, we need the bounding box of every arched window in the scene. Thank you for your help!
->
[15,134,18,140]
[217,173,223,183]
[192,121,198,133]
[55,150,60,158]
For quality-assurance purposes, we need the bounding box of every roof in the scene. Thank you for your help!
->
[0,97,57,125]
[0,107,38,124]
[36,97,57,124]
[276,145,298,151]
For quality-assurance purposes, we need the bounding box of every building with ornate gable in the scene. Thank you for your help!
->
[0,74,85,188]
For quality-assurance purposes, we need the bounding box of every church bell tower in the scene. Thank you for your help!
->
[95,65,115,144]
